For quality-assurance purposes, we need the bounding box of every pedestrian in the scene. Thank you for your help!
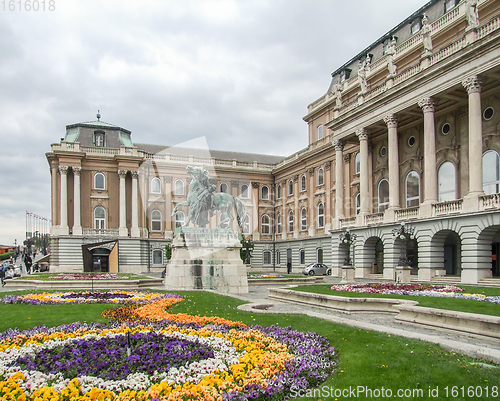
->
[0,262,7,286]
[287,259,292,274]
[24,254,32,275]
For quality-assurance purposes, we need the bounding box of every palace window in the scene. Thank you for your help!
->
[261,214,271,235]
[301,207,307,231]
[241,184,249,198]
[355,193,361,215]
[220,182,228,193]
[317,202,325,228]
[94,173,105,190]
[263,250,272,265]
[410,17,421,34]
[276,213,282,234]
[378,179,390,212]
[93,131,105,147]
[483,150,500,194]
[151,210,162,232]
[174,179,185,195]
[261,185,270,200]
[354,153,361,175]
[317,124,323,140]
[288,180,294,196]
[94,206,106,230]
[151,177,161,194]
[300,249,305,265]
[445,0,456,13]
[277,184,282,199]
[288,210,294,232]
[300,175,306,192]
[276,251,281,265]
[405,171,420,207]
[152,249,163,265]
[317,248,324,264]
[317,167,324,186]
[242,213,251,234]
[175,211,185,229]
[438,162,456,201]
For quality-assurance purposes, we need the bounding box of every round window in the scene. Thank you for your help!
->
[408,136,416,147]
[483,107,494,120]
[441,123,451,135]
[380,146,387,157]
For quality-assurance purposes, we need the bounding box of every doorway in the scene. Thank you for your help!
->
[492,243,500,277]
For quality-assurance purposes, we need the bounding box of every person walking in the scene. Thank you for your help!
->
[0,262,7,286]
[24,253,32,275]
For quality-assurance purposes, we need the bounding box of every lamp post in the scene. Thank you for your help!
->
[339,228,357,266]
[242,239,253,265]
[391,222,415,266]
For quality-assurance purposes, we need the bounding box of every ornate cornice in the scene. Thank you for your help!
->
[383,114,398,128]
[462,75,481,94]
[418,97,435,113]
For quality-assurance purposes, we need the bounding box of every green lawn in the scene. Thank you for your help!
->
[1,289,498,400]
[291,284,500,317]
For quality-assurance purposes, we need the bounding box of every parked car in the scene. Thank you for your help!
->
[302,263,331,276]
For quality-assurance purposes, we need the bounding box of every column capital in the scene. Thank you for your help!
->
[72,166,82,175]
[418,97,435,113]
[58,165,69,175]
[383,114,398,128]
[131,170,139,179]
[462,75,481,94]
[356,128,369,141]
[118,169,128,178]
[332,139,344,151]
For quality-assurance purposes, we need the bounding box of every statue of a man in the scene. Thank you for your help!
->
[386,36,397,76]
[465,0,479,28]
[358,60,368,94]
[329,81,343,108]
[422,14,433,53]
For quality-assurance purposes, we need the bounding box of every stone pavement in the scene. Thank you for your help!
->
[228,281,500,365]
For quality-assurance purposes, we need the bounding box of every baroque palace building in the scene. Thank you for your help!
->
[47,0,500,284]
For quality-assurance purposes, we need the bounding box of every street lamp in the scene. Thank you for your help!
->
[339,228,357,266]
[392,222,415,266]
[242,239,253,265]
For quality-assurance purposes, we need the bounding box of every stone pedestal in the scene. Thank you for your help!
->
[340,265,355,284]
[164,227,248,294]
[395,266,412,284]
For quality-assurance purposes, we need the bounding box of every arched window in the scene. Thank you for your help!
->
[317,202,325,228]
[300,175,306,192]
[151,177,161,194]
[174,179,185,195]
[301,207,307,231]
[277,184,282,199]
[317,124,324,140]
[317,167,324,186]
[317,248,324,263]
[288,210,294,232]
[405,171,420,207]
[355,193,361,215]
[151,209,162,232]
[354,153,361,175]
[152,249,163,265]
[220,182,228,193]
[175,211,185,229]
[378,179,389,212]
[261,214,270,234]
[242,213,251,234]
[94,206,106,230]
[438,162,456,201]
[276,213,282,234]
[240,184,249,198]
[94,173,105,190]
[261,185,270,200]
[288,180,293,196]
[263,250,272,265]
[483,150,500,194]
[300,249,305,265]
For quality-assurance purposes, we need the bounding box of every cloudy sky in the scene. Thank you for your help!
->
[0,0,426,246]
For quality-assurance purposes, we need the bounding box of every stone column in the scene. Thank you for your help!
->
[251,182,260,240]
[130,171,141,238]
[418,98,438,215]
[308,167,315,236]
[325,161,332,231]
[333,140,345,226]
[50,164,58,234]
[384,115,400,219]
[58,166,69,235]
[118,169,129,237]
[356,128,370,215]
[293,175,299,238]
[462,76,483,196]
[72,167,82,235]
[164,176,173,236]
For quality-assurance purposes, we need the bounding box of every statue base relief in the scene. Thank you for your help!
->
[164,227,249,294]
[395,266,412,284]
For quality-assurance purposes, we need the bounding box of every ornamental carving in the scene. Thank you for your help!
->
[252,182,260,188]
[72,167,82,176]
[231,180,239,187]
[209,179,218,186]
[383,114,398,128]
[418,97,435,113]
[356,128,368,141]
[343,153,351,163]
[332,139,344,152]
[325,161,332,171]
[308,167,315,176]
[118,169,128,178]
[293,175,299,182]
[58,166,69,175]
[164,175,172,183]
[462,76,481,94]
[130,171,139,179]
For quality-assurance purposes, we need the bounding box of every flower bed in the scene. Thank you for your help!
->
[330,283,500,304]
[27,273,131,281]
[247,274,285,279]
[1,291,183,306]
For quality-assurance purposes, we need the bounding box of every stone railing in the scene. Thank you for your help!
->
[477,15,500,39]
[430,36,466,65]
[433,199,463,215]
[365,212,384,225]
[480,193,500,209]
[82,228,120,237]
[393,62,421,86]
[340,217,357,228]
[395,206,419,221]
[81,146,119,156]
